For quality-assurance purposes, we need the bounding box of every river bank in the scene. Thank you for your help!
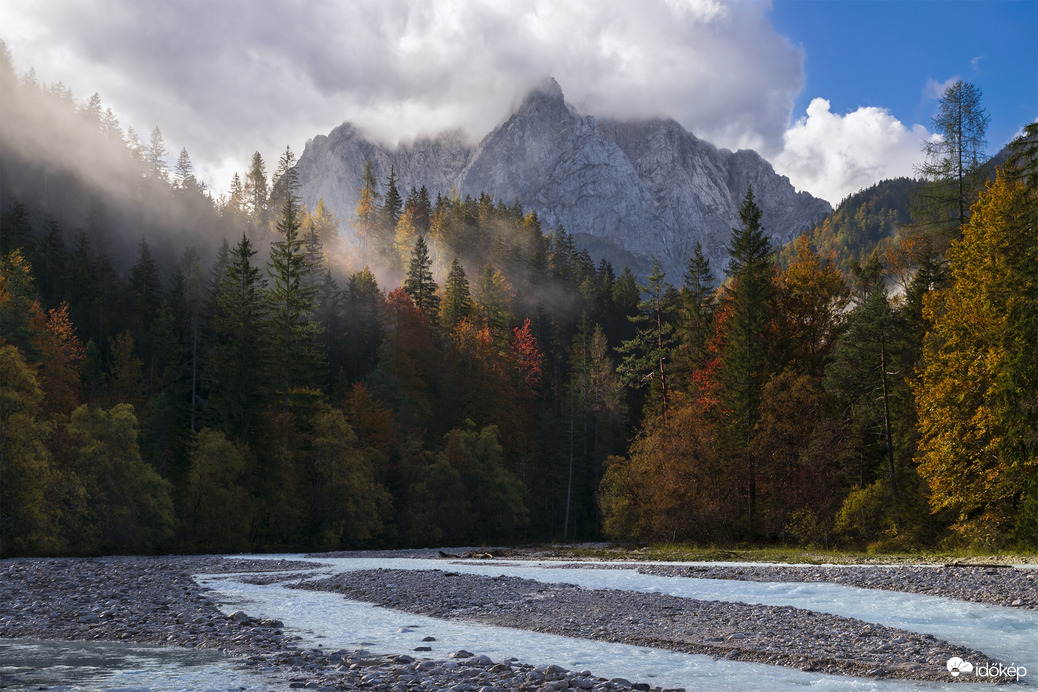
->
[1,551,1033,689]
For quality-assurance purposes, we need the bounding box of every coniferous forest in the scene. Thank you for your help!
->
[2,42,1036,556]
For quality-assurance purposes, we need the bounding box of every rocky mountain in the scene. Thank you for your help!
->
[296,78,831,280]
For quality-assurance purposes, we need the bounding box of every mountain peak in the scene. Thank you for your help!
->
[515,76,570,115]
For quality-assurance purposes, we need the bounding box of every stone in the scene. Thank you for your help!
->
[295,78,831,283]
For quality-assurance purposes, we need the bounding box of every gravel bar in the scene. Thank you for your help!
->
[564,563,1038,610]
[0,556,664,691]
[292,567,996,683]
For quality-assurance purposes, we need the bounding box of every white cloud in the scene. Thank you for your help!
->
[774,98,931,205]
[0,0,804,192]
[924,75,960,100]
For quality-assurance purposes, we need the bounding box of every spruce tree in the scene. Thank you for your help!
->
[680,241,715,374]
[267,148,323,406]
[403,234,439,323]
[439,257,473,330]
[617,260,677,420]
[720,187,774,527]
[207,234,271,438]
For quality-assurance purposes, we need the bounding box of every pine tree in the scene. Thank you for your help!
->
[174,148,199,193]
[679,241,716,375]
[617,260,677,420]
[145,126,169,182]
[383,166,403,234]
[403,234,440,323]
[354,161,381,264]
[720,187,774,527]
[439,257,473,330]
[267,147,324,406]
[207,234,271,438]
[244,152,268,222]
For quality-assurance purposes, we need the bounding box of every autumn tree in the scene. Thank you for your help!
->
[0,344,62,555]
[183,428,251,552]
[775,234,848,377]
[915,171,1035,546]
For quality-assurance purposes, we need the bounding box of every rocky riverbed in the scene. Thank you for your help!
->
[585,563,1038,610]
[1,552,1031,689]
[291,567,989,682]
[0,556,664,691]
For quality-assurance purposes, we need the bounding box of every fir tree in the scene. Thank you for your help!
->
[403,234,440,323]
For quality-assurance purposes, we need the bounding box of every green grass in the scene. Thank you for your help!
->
[545,543,1038,565]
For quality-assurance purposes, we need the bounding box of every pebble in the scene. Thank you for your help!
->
[292,566,1002,682]
[0,556,653,692]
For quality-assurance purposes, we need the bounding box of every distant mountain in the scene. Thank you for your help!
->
[296,78,831,280]
[786,139,1027,278]
[779,177,923,275]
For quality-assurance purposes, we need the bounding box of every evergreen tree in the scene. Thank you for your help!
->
[267,147,324,405]
[720,187,774,527]
[383,166,403,234]
[439,257,473,330]
[244,151,268,222]
[344,268,383,382]
[174,148,199,193]
[617,260,677,420]
[207,234,271,438]
[354,161,381,264]
[403,234,440,323]
[145,126,169,182]
[679,241,716,376]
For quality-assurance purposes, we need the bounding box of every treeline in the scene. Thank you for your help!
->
[0,43,641,555]
[2,43,1036,556]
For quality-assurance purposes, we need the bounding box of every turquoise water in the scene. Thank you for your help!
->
[198,555,1038,691]
[0,639,279,691]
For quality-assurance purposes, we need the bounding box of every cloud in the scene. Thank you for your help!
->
[773,98,931,205]
[924,75,960,100]
[0,0,804,192]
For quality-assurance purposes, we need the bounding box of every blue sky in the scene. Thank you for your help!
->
[771,0,1037,152]
[1,0,1035,205]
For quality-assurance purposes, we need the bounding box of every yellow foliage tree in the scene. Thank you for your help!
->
[915,171,1030,545]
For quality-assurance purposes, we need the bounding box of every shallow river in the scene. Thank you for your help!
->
[0,638,280,691]
[195,556,1038,691]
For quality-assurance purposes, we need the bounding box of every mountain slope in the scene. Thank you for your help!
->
[296,78,832,279]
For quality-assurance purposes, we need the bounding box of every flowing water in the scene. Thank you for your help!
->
[0,638,279,691]
[195,555,1038,691]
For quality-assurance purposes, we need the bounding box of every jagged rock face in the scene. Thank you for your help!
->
[295,79,831,280]
[296,124,473,226]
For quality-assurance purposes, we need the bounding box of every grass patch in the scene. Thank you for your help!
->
[545,543,1038,565]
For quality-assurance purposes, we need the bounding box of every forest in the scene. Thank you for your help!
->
[2,42,1036,556]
